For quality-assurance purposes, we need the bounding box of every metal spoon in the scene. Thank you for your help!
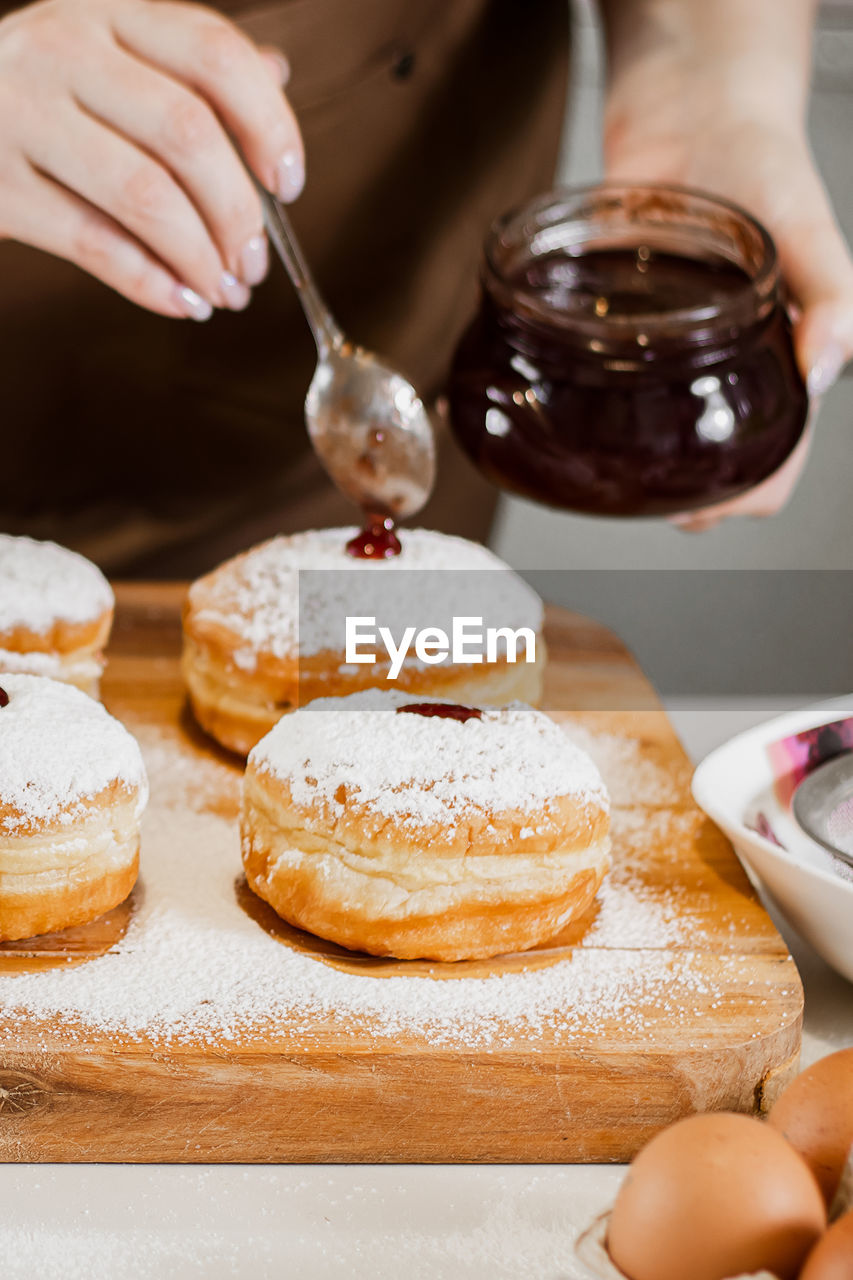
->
[792,752,853,867]
[258,189,436,521]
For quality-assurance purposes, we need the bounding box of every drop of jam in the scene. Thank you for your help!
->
[397,703,482,723]
[0,686,8,708]
[346,516,402,560]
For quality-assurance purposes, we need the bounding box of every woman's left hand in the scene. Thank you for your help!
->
[601,0,853,528]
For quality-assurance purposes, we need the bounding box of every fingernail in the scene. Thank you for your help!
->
[268,50,291,87]
[220,272,251,311]
[175,285,212,322]
[670,514,718,533]
[239,235,269,286]
[275,149,304,202]
[808,341,845,397]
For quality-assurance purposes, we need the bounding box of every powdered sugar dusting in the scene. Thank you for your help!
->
[0,720,780,1050]
[188,528,543,666]
[0,648,102,682]
[251,691,607,828]
[586,811,711,948]
[0,535,112,634]
[0,675,147,831]
[0,1166,622,1280]
[560,722,687,808]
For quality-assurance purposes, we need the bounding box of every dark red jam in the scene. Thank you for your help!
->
[447,188,808,517]
[396,703,483,723]
[0,686,7,708]
[346,516,402,559]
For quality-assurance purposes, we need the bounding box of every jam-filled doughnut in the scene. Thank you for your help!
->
[241,690,610,962]
[182,527,545,756]
[0,535,113,696]
[0,674,147,942]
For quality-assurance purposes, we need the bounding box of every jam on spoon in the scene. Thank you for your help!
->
[397,703,483,723]
[0,686,8,708]
[346,515,402,560]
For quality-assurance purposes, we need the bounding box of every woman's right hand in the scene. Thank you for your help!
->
[0,0,304,318]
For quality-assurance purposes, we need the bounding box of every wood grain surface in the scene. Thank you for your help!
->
[0,585,803,1163]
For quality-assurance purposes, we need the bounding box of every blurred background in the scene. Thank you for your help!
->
[495,0,853,697]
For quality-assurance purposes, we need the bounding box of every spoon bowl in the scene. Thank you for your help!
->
[305,342,436,520]
[259,188,436,521]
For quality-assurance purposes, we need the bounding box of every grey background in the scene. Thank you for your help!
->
[524,571,853,697]
[493,1,853,692]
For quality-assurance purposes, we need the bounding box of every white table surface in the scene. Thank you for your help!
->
[3,699,851,1280]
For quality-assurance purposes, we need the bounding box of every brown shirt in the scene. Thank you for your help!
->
[0,0,569,575]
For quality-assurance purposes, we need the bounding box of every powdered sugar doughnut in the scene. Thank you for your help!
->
[0,535,113,696]
[0,674,147,941]
[241,690,610,962]
[182,527,545,756]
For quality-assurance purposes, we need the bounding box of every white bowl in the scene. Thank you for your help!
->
[692,696,853,984]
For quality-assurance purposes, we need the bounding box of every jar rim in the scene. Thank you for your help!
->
[482,182,779,337]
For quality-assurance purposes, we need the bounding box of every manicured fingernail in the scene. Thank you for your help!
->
[175,285,212,322]
[275,150,304,202]
[239,235,269,286]
[268,50,290,87]
[808,342,845,397]
[220,272,250,311]
[670,514,718,533]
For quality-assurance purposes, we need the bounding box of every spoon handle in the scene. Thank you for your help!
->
[258,187,343,357]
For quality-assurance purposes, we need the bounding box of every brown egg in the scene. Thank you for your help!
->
[768,1049,853,1208]
[800,1209,853,1280]
[607,1112,826,1280]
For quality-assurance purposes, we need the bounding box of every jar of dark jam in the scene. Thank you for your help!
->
[447,185,809,517]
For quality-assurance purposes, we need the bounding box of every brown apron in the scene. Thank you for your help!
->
[0,0,569,576]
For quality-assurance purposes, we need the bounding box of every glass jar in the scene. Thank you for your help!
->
[447,185,809,517]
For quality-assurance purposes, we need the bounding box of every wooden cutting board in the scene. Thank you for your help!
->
[0,585,802,1163]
